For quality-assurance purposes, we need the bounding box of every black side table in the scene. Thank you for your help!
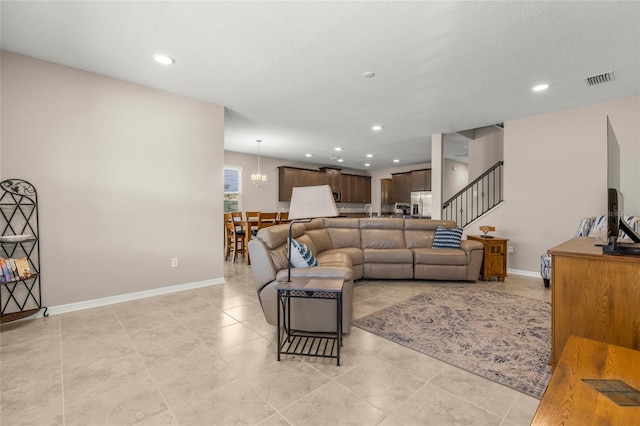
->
[276,278,344,366]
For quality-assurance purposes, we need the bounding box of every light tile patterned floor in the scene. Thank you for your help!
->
[0,262,549,425]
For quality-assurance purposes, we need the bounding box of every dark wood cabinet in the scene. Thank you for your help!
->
[403,173,412,203]
[279,166,370,203]
[278,167,308,201]
[391,172,413,203]
[381,179,392,204]
[307,170,327,186]
[322,168,341,190]
[411,169,431,191]
[391,173,405,203]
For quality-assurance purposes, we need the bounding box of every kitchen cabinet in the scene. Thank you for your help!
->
[279,166,369,203]
[278,167,308,201]
[391,172,412,203]
[307,170,327,186]
[322,168,341,190]
[411,169,431,191]
[381,179,392,204]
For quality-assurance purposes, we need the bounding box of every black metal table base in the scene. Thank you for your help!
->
[276,279,344,366]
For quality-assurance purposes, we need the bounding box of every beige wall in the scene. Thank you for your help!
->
[1,51,225,306]
[443,159,469,201]
[468,126,504,181]
[475,96,639,272]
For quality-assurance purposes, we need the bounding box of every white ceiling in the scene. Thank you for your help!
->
[1,1,638,171]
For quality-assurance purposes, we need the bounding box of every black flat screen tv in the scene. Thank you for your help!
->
[603,188,640,255]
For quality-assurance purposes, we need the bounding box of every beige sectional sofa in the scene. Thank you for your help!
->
[248,218,484,334]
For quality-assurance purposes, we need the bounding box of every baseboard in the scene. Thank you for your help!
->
[31,277,226,319]
[508,268,541,278]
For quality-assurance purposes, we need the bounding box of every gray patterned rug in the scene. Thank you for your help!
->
[352,287,552,399]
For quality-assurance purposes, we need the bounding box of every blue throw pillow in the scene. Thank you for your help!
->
[289,238,318,268]
[432,226,463,249]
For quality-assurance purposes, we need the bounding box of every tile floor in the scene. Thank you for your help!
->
[0,262,550,426]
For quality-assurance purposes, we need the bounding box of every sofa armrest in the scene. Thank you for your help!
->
[460,239,484,253]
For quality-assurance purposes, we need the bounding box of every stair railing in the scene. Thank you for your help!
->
[442,161,503,228]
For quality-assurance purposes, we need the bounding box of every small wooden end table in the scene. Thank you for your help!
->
[276,278,344,366]
[467,235,509,281]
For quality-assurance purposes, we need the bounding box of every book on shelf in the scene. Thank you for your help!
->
[0,257,33,282]
[14,257,32,279]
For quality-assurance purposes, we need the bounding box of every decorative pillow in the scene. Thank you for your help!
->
[620,216,640,240]
[432,226,463,250]
[288,238,318,268]
[587,215,608,242]
[574,217,595,237]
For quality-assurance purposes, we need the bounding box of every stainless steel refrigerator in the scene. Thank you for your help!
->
[411,191,432,218]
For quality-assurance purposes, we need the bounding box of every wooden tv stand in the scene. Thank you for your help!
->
[548,237,640,366]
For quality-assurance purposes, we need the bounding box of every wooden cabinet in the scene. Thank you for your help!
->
[403,173,412,204]
[279,166,370,203]
[411,169,431,191]
[278,167,307,201]
[306,170,327,186]
[547,237,640,366]
[391,172,413,203]
[467,235,508,281]
[337,174,371,203]
[381,179,392,204]
[322,168,341,190]
[532,336,640,426]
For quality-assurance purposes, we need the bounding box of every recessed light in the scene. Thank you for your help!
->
[363,71,375,78]
[372,125,383,131]
[337,159,344,163]
[393,159,400,163]
[305,153,312,157]
[153,54,175,65]
[532,83,549,92]
[334,147,342,151]
[364,163,371,167]
[366,154,373,158]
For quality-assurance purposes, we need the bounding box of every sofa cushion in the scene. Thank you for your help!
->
[404,220,458,249]
[289,238,318,268]
[329,247,364,266]
[364,248,413,263]
[432,226,463,249]
[414,248,467,266]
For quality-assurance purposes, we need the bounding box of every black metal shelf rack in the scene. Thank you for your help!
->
[0,179,47,323]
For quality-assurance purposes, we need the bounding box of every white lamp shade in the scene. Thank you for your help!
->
[288,185,339,220]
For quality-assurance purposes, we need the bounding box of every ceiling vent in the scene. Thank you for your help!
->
[585,71,615,86]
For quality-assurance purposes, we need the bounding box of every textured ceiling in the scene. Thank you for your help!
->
[1,1,639,170]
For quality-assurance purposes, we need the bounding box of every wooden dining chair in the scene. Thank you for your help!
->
[278,212,289,224]
[245,211,260,237]
[258,212,278,230]
[224,212,246,262]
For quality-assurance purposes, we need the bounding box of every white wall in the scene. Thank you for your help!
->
[475,96,639,273]
[1,51,225,306]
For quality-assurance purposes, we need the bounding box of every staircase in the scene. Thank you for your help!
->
[442,161,504,228]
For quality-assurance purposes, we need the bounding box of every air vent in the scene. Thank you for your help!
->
[585,71,615,86]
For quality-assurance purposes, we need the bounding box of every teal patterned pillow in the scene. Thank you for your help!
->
[289,238,318,268]
[432,226,463,249]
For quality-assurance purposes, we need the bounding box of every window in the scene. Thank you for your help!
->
[224,167,242,212]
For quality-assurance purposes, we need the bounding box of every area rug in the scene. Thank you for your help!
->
[352,287,552,399]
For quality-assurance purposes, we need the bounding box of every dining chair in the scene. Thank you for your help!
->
[278,211,289,224]
[258,212,278,230]
[224,213,246,262]
[245,211,260,237]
